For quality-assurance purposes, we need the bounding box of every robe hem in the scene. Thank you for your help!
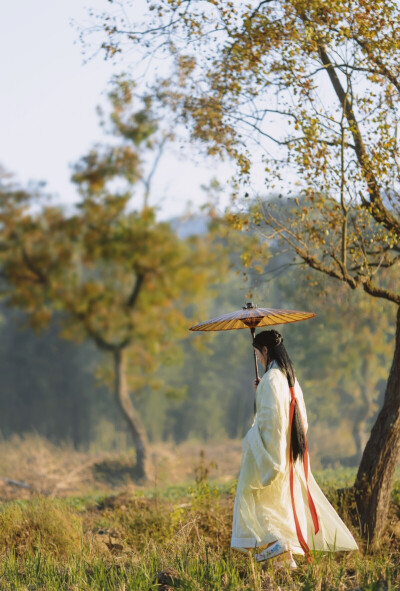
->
[231,537,305,556]
[231,537,260,549]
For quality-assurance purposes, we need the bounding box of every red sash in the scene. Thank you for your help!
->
[289,386,319,563]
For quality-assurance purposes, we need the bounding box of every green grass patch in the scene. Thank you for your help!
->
[0,470,399,589]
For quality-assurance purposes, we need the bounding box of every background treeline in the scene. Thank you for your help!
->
[0,76,395,472]
[0,217,394,468]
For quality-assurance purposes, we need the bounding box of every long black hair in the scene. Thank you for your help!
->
[253,329,306,463]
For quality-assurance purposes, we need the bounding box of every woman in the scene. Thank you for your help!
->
[231,329,358,569]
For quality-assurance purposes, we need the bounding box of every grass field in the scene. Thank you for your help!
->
[0,468,399,590]
[0,438,399,590]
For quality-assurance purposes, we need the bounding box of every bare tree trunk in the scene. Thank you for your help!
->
[354,305,400,544]
[113,348,152,481]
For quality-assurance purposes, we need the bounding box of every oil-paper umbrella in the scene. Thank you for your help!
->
[189,302,316,382]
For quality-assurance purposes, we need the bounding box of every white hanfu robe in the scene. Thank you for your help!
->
[231,360,358,556]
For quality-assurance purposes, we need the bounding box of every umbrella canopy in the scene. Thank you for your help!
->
[189,302,316,332]
[189,302,316,388]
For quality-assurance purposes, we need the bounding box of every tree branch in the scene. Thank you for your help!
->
[142,136,168,208]
[316,42,400,236]
[21,249,48,285]
[362,279,400,304]
[353,36,400,93]
[247,0,275,21]
[127,274,145,308]
[296,247,359,289]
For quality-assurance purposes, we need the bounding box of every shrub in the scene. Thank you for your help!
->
[0,498,83,558]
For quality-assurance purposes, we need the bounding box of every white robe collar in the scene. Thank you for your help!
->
[266,359,279,372]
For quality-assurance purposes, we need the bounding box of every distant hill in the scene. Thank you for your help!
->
[169,215,209,238]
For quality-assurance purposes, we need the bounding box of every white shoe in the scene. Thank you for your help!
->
[254,540,288,562]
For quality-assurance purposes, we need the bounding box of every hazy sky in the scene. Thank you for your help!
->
[0,0,232,219]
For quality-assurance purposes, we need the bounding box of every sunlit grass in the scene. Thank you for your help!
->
[0,469,398,590]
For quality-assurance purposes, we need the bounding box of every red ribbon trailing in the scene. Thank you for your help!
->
[289,386,319,563]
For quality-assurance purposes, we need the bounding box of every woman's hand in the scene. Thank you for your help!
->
[253,377,261,392]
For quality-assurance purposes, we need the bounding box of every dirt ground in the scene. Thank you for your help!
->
[0,434,242,501]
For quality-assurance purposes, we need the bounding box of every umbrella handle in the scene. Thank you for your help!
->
[250,328,260,382]
[250,328,259,416]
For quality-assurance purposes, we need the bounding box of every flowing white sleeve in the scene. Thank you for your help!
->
[246,371,288,487]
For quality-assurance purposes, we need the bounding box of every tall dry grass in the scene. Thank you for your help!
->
[0,478,397,590]
[0,436,398,589]
[0,498,83,558]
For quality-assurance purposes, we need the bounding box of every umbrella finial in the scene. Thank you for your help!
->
[243,302,257,309]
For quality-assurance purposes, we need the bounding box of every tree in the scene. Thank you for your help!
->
[0,83,222,481]
[92,0,400,541]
